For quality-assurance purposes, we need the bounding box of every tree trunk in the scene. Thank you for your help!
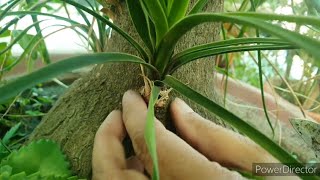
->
[29,1,223,178]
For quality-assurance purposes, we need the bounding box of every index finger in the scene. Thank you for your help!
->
[92,110,147,180]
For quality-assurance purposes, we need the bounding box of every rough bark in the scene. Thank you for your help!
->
[29,1,223,178]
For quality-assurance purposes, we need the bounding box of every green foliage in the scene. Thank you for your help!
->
[0,85,62,161]
[189,0,209,15]
[170,37,295,74]
[0,53,156,103]
[142,0,168,46]
[145,85,160,180]
[0,123,21,159]
[0,139,81,179]
[126,0,154,53]
[167,0,190,27]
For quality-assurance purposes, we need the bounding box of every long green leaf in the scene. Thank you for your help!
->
[155,13,320,75]
[2,11,97,57]
[30,16,51,64]
[0,20,44,56]
[158,0,166,13]
[76,7,91,27]
[169,44,295,74]
[25,0,51,65]
[0,53,158,103]
[82,0,95,11]
[126,0,154,53]
[0,18,19,36]
[226,12,320,28]
[61,0,148,60]
[0,0,20,20]
[1,24,92,73]
[93,0,107,51]
[220,24,229,107]
[173,38,292,60]
[250,0,275,137]
[74,8,98,50]
[141,0,168,46]
[2,123,21,146]
[3,11,83,27]
[145,85,160,180]
[0,0,52,35]
[3,11,89,32]
[0,1,14,9]
[167,0,190,27]
[3,11,97,47]
[189,0,209,15]
[140,1,157,57]
[166,0,174,16]
[162,75,319,180]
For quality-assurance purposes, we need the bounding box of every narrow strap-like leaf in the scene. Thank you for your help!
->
[158,0,166,13]
[166,0,174,16]
[162,75,319,180]
[0,20,44,56]
[169,44,295,74]
[0,0,51,35]
[155,13,320,75]
[0,53,158,103]
[250,0,275,137]
[0,0,20,20]
[141,0,168,46]
[4,11,95,39]
[1,24,93,73]
[173,38,292,60]
[145,85,160,180]
[3,11,97,53]
[126,0,154,53]
[189,0,209,15]
[226,12,320,27]
[62,0,148,60]
[167,0,190,27]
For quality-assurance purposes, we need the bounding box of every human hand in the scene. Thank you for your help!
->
[92,90,277,180]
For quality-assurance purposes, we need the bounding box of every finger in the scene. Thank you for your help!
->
[92,110,147,180]
[122,91,243,180]
[120,170,149,180]
[170,98,278,172]
[126,156,145,173]
[122,90,155,171]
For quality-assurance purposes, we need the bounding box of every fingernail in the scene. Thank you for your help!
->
[103,110,119,125]
[97,110,118,133]
[124,90,135,98]
[123,90,137,102]
[174,98,194,113]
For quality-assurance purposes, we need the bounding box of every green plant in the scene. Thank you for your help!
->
[223,0,320,115]
[0,85,62,154]
[0,139,81,179]
[0,0,111,79]
[0,0,320,179]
